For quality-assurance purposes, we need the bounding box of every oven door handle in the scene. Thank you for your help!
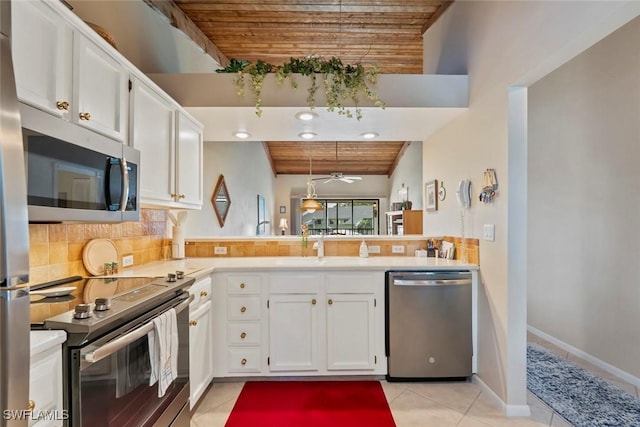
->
[83,294,194,364]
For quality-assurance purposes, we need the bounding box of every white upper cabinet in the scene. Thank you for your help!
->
[12,0,73,118]
[130,78,176,205]
[175,111,203,209]
[73,34,128,142]
[12,0,128,143]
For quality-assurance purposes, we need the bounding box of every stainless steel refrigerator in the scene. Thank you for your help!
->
[0,0,31,425]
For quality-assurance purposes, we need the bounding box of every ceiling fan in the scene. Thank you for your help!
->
[312,142,363,184]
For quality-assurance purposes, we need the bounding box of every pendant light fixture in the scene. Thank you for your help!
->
[299,143,324,213]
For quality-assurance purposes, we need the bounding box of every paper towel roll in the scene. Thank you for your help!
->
[172,226,185,259]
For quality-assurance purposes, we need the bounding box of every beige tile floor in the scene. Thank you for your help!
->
[191,335,639,427]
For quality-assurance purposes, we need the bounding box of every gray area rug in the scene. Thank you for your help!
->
[527,343,640,427]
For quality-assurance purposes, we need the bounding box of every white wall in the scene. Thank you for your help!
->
[388,141,423,210]
[422,0,640,409]
[528,17,640,379]
[182,142,276,237]
[68,0,221,73]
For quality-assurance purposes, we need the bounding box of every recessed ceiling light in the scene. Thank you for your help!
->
[298,132,317,140]
[234,131,250,139]
[295,111,318,121]
[361,132,379,139]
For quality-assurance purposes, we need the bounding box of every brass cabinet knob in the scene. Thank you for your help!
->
[240,332,246,339]
[189,320,198,326]
[240,283,245,289]
[56,101,69,110]
[240,306,247,313]
[79,112,91,121]
[178,194,186,199]
[28,400,35,411]
[241,358,247,366]
[311,299,316,305]
[170,193,178,198]
[328,299,333,305]
[200,291,208,297]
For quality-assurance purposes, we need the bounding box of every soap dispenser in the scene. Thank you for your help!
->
[359,239,369,258]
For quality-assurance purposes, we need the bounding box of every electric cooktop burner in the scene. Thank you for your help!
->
[30,275,194,341]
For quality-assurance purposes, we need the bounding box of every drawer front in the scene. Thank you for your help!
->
[227,348,261,373]
[227,295,261,320]
[189,276,212,307]
[227,322,261,346]
[30,349,62,422]
[227,274,261,294]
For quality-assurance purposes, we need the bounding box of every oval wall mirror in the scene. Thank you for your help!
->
[211,174,231,227]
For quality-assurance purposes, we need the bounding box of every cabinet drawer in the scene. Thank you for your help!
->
[227,295,261,320]
[227,275,261,294]
[189,276,212,308]
[227,322,261,346]
[227,348,261,373]
[325,272,378,293]
[30,348,63,422]
[269,274,322,294]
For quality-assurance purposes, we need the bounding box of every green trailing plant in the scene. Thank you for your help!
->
[216,56,385,120]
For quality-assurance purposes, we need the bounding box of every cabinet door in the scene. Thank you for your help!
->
[326,293,376,370]
[30,346,63,427]
[175,111,203,208]
[268,294,319,372]
[12,0,72,118]
[189,300,213,409]
[74,34,128,142]
[130,78,175,205]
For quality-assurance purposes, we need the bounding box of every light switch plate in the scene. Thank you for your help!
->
[483,224,495,241]
[391,245,405,254]
[214,246,228,255]
[368,245,381,254]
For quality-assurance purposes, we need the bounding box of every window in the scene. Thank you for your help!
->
[300,199,379,235]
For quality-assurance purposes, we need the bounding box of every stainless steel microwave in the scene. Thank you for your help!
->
[20,104,140,223]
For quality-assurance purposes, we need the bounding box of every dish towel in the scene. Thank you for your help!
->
[148,308,178,397]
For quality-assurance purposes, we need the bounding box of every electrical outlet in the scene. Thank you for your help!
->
[391,245,405,254]
[367,245,381,254]
[214,246,228,255]
[122,254,134,267]
[483,224,495,241]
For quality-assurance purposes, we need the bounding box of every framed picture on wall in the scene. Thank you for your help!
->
[279,206,286,214]
[425,180,438,212]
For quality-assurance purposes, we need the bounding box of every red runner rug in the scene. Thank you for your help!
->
[225,380,396,426]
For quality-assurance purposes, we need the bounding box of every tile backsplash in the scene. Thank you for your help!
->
[28,209,170,285]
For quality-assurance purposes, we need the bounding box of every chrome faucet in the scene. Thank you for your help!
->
[256,220,270,235]
[312,232,325,259]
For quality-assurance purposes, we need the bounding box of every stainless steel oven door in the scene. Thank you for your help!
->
[68,295,191,427]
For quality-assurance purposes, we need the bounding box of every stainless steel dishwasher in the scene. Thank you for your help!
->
[386,270,472,380]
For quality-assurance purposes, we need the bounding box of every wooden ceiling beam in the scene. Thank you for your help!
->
[386,141,411,177]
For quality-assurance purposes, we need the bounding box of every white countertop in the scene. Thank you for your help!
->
[108,256,478,278]
[31,330,66,357]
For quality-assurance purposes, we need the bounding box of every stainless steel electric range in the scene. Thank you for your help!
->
[31,275,195,427]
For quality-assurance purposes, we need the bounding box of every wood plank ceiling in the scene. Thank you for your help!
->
[169,0,452,176]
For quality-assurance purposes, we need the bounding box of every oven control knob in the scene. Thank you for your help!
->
[74,304,92,319]
[94,298,111,311]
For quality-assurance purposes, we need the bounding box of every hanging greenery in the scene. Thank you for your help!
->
[216,56,386,120]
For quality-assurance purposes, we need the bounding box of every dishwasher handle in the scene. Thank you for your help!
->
[393,278,471,286]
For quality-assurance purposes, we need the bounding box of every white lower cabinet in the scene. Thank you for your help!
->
[30,331,66,427]
[212,270,385,378]
[189,276,213,410]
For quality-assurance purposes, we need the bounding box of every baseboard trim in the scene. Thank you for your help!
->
[528,325,640,388]
[472,376,531,417]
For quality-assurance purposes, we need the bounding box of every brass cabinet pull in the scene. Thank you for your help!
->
[79,112,91,121]
[241,358,247,366]
[200,290,208,297]
[240,306,247,313]
[189,320,198,326]
[240,332,246,339]
[56,101,69,110]
[328,299,333,305]
[170,193,178,198]
[240,283,245,289]
[178,194,186,199]
[311,299,316,305]
[27,400,35,411]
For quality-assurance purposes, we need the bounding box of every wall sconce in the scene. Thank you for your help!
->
[279,218,288,235]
